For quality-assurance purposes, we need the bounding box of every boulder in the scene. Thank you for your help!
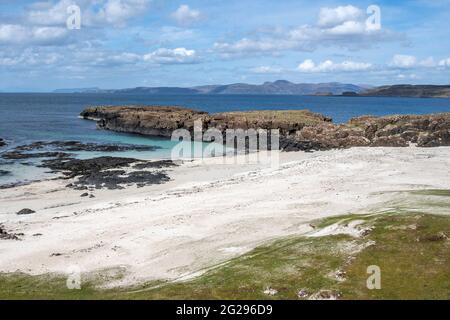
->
[17,208,36,215]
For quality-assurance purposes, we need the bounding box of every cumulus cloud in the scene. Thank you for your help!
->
[297,59,372,73]
[213,5,397,56]
[390,54,417,68]
[143,47,199,64]
[318,5,363,28]
[26,0,151,28]
[438,57,450,68]
[26,0,75,25]
[95,0,150,27]
[171,5,201,26]
[0,24,68,45]
[390,55,443,69]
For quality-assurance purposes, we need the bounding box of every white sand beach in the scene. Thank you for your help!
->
[1,147,450,286]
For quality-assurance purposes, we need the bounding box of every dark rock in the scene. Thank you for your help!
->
[17,208,36,215]
[80,192,89,197]
[39,156,175,190]
[50,253,63,257]
[2,151,71,160]
[419,232,448,242]
[132,160,177,169]
[14,140,160,152]
[0,138,5,147]
[371,136,408,147]
[0,170,11,176]
[0,224,20,240]
[417,130,450,147]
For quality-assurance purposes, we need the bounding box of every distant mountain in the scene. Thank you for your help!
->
[194,80,367,95]
[53,87,103,93]
[53,81,367,95]
[360,85,450,98]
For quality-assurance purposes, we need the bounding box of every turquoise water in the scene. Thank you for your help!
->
[1,93,450,185]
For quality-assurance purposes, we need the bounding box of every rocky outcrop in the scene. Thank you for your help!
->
[286,113,450,150]
[40,156,177,190]
[81,106,331,138]
[81,106,450,151]
[81,106,209,137]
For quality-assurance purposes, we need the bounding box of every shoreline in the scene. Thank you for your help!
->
[1,146,450,287]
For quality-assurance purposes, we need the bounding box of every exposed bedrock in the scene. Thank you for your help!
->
[81,106,450,151]
[80,106,330,138]
[40,156,177,190]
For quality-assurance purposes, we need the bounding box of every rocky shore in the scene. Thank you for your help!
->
[0,140,174,190]
[81,106,450,151]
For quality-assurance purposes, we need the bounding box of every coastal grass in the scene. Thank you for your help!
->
[0,190,449,300]
[216,110,328,126]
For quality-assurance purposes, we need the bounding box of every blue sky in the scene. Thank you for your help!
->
[0,0,449,91]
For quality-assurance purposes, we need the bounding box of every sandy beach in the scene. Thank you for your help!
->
[1,146,450,286]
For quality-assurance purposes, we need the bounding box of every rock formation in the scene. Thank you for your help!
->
[81,106,450,151]
[81,106,330,138]
[288,113,450,150]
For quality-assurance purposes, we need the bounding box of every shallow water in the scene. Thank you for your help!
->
[1,93,450,185]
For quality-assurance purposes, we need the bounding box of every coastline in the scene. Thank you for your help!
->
[1,146,449,287]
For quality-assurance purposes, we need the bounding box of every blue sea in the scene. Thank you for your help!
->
[1,93,450,186]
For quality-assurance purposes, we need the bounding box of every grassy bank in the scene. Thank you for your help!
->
[0,190,449,300]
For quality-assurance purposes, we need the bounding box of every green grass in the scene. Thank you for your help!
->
[1,191,449,300]
[217,110,328,126]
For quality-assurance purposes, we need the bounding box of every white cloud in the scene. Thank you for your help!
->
[390,55,442,69]
[213,5,398,56]
[0,24,68,45]
[326,20,366,35]
[419,56,436,68]
[390,54,417,68]
[251,66,283,74]
[396,73,419,80]
[0,49,62,67]
[213,38,291,55]
[297,59,372,73]
[26,0,150,28]
[318,5,363,28]
[438,57,450,68]
[27,0,76,25]
[95,0,150,27]
[171,5,201,26]
[143,47,198,64]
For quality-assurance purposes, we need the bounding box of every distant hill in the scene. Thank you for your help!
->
[53,87,103,93]
[53,81,367,95]
[360,85,450,98]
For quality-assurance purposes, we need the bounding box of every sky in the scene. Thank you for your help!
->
[0,0,449,91]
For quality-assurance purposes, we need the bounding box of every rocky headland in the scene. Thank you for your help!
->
[81,106,450,151]
[360,85,450,98]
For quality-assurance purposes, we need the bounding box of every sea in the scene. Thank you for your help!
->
[1,93,450,186]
